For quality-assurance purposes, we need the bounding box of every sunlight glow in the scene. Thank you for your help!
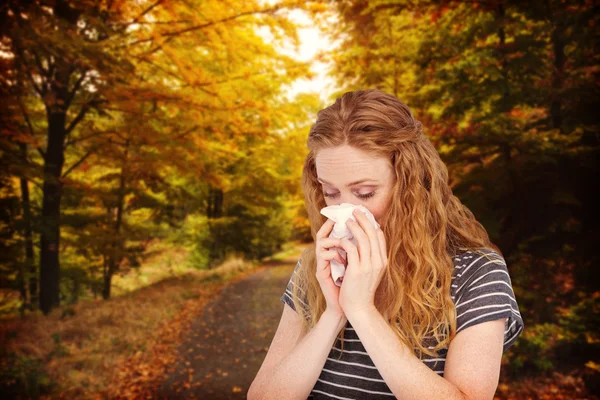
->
[255,7,339,103]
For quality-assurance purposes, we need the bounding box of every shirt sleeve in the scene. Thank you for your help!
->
[451,249,525,353]
[280,258,310,317]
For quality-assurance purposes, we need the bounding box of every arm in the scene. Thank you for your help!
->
[254,309,347,400]
[348,307,505,400]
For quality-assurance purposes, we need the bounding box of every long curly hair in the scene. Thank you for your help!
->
[289,89,502,360]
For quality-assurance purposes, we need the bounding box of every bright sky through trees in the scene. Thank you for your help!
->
[255,7,338,103]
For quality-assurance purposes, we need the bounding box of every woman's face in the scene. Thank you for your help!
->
[315,144,396,225]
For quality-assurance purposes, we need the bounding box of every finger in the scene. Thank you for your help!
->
[338,238,359,270]
[320,249,346,265]
[316,218,336,240]
[352,210,382,268]
[352,209,378,237]
[345,218,370,265]
[377,229,388,267]
[319,237,342,250]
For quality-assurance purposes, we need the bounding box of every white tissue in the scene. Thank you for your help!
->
[320,203,380,286]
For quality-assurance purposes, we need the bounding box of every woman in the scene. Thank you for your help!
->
[248,89,524,399]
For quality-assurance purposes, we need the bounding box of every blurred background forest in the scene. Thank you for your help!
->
[0,0,598,398]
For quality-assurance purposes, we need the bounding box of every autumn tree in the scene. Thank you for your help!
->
[325,0,599,378]
[1,0,326,313]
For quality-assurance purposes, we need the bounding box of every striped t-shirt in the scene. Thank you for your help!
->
[279,248,525,399]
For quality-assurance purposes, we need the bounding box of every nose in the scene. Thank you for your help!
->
[338,192,361,207]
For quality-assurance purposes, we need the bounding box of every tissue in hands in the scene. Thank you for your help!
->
[320,203,380,286]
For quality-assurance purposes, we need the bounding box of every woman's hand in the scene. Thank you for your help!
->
[315,219,347,318]
[338,208,388,319]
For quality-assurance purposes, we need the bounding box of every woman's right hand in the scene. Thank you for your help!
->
[315,219,347,318]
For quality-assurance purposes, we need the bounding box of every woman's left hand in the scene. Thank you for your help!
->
[338,208,388,319]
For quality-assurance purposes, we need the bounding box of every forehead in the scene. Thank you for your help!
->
[315,145,391,183]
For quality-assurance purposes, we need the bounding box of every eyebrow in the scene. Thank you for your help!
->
[317,178,379,187]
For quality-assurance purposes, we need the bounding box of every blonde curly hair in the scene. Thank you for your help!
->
[290,89,502,361]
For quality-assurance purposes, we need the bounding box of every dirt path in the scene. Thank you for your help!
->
[155,252,301,399]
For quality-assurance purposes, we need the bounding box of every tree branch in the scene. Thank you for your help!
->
[20,58,45,98]
[173,125,199,140]
[368,0,500,14]
[17,95,46,160]
[65,98,104,135]
[111,0,166,36]
[127,4,288,46]
[31,48,48,76]
[65,104,91,135]
[131,0,165,25]
[64,130,118,149]
[61,147,96,178]
[65,70,88,109]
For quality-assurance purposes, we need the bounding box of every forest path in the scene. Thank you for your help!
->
[155,249,304,399]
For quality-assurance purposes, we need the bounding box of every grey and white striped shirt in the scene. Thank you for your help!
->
[279,248,525,399]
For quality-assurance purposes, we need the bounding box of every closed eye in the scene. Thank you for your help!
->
[323,191,376,200]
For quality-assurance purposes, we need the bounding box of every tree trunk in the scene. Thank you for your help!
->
[207,186,223,218]
[102,144,128,299]
[38,0,81,315]
[102,268,111,299]
[550,18,565,133]
[39,108,67,314]
[495,3,520,256]
[102,252,111,300]
[18,145,36,311]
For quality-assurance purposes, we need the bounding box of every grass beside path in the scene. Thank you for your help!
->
[0,241,307,399]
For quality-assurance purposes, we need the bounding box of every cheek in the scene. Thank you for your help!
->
[371,194,393,222]
[372,208,384,222]
[365,203,384,222]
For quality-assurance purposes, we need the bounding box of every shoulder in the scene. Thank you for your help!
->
[280,258,310,318]
[451,247,505,281]
[450,247,513,304]
[450,247,525,352]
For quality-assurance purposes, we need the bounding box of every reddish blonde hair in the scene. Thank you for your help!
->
[290,89,501,360]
